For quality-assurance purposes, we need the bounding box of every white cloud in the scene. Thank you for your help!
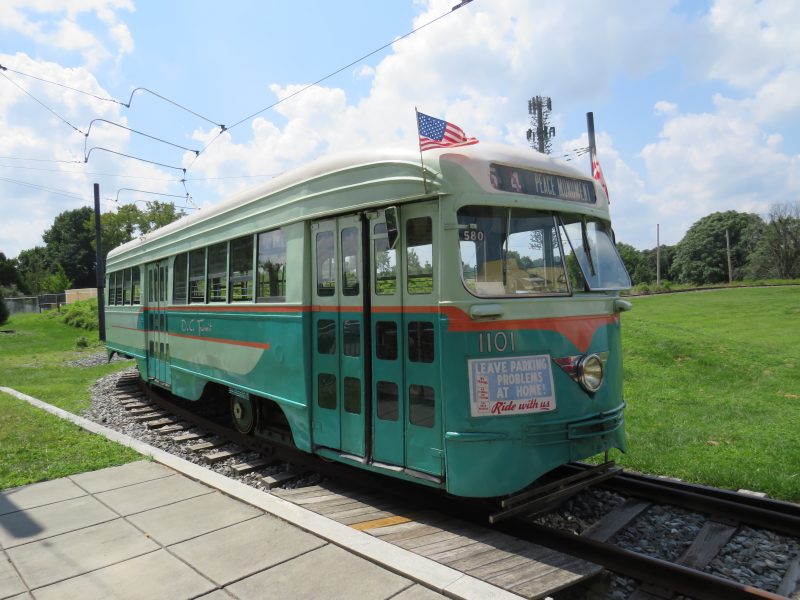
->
[0,0,134,68]
[654,101,678,116]
[639,105,800,246]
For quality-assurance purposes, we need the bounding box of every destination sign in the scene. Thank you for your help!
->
[489,163,596,204]
[467,354,557,417]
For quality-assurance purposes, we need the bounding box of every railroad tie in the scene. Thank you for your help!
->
[261,467,307,490]
[154,423,187,434]
[186,439,226,453]
[131,411,166,422]
[203,448,243,464]
[231,458,276,475]
[173,432,204,442]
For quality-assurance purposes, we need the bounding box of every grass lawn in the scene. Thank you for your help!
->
[0,312,140,490]
[619,286,800,501]
[0,391,140,489]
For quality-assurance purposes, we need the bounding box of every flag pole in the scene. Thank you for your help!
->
[415,107,429,195]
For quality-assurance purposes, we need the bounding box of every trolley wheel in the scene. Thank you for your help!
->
[230,395,256,434]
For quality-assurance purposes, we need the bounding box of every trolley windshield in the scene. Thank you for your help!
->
[457,206,569,296]
[457,206,630,296]
[560,215,631,291]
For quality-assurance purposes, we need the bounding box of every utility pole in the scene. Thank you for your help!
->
[93,183,106,342]
[526,96,555,153]
[725,229,732,284]
[656,224,661,285]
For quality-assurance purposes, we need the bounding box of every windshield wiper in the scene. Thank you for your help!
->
[581,218,597,277]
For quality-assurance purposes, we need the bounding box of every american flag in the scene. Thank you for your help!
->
[417,111,478,152]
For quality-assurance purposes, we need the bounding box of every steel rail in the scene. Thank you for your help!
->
[500,520,788,600]
[560,463,800,537]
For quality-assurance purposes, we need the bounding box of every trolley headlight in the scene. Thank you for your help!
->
[577,353,604,393]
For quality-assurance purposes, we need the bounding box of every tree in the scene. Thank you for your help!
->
[0,253,21,289]
[615,243,640,283]
[672,211,764,285]
[138,201,186,234]
[42,207,95,288]
[16,247,53,295]
[745,201,800,280]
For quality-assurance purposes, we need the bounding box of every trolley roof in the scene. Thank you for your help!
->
[106,143,602,266]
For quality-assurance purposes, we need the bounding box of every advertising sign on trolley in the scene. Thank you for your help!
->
[468,354,557,417]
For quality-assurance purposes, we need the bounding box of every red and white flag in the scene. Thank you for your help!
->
[591,149,610,202]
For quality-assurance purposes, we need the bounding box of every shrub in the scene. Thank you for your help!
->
[75,336,89,349]
[47,298,99,331]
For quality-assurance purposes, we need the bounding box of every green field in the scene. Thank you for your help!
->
[0,313,139,489]
[618,286,800,500]
[1,287,799,499]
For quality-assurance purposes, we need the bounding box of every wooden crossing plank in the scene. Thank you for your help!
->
[271,485,346,499]
[426,531,514,563]
[340,511,398,526]
[582,498,651,542]
[447,539,531,571]
[351,515,414,531]
[377,521,455,544]
[511,558,601,599]
[469,546,562,580]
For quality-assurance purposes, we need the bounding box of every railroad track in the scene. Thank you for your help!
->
[102,371,800,600]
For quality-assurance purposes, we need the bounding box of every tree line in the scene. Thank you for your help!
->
[617,202,800,287]
[1,200,798,300]
[0,202,184,298]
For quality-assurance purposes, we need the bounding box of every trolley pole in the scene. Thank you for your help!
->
[587,112,597,164]
[656,224,661,285]
[94,183,106,342]
[726,228,732,284]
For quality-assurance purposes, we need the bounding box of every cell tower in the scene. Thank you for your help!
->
[526,96,556,154]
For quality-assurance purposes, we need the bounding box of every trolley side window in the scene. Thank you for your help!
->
[316,230,335,297]
[107,272,115,305]
[406,217,433,294]
[189,248,206,303]
[123,268,132,304]
[115,271,123,304]
[344,376,361,414]
[257,229,287,302]
[132,267,141,304]
[230,235,254,302]
[341,227,360,296]
[207,242,228,303]
[374,223,397,295]
[173,253,188,305]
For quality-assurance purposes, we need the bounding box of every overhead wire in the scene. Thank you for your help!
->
[2,0,475,212]
[0,176,84,200]
[185,0,477,171]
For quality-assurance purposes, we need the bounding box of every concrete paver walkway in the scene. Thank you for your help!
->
[0,461,445,600]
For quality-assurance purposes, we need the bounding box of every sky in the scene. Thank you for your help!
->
[1,0,799,259]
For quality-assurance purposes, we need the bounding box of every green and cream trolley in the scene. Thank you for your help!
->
[105,143,631,498]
